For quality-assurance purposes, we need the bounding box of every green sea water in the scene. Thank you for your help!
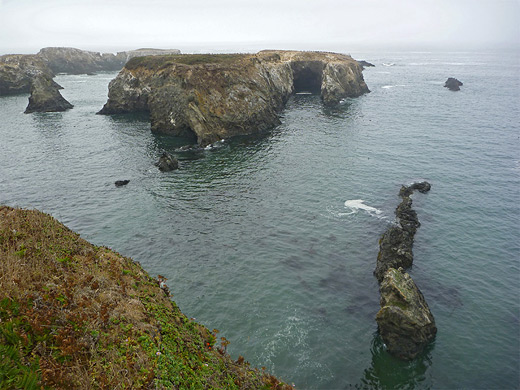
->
[1,50,519,389]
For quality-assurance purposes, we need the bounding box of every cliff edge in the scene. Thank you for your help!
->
[0,206,291,389]
[98,50,370,146]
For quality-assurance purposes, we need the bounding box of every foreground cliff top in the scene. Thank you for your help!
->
[0,206,291,389]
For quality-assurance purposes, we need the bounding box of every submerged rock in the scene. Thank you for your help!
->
[156,152,179,172]
[376,268,437,360]
[444,77,463,91]
[98,50,370,146]
[374,182,431,282]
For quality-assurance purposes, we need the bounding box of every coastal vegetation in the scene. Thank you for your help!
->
[0,206,291,389]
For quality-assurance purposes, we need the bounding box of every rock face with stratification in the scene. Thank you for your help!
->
[98,50,369,146]
[0,54,73,113]
[376,267,437,360]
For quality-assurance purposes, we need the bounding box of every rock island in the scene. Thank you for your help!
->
[98,50,370,146]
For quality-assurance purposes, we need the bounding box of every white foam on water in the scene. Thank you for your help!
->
[382,84,406,89]
[344,199,382,215]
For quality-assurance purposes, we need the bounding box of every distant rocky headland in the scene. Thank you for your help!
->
[98,50,370,146]
[0,47,180,113]
[0,206,292,389]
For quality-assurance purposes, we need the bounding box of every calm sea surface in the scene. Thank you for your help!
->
[1,50,519,389]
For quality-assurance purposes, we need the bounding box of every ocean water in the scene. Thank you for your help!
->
[1,50,519,389]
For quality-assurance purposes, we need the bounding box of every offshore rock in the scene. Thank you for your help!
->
[156,152,179,171]
[444,77,463,91]
[376,268,437,360]
[98,50,369,146]
[24,74,73,113]
[374,182,431,283]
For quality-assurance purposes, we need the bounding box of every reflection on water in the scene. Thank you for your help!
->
[355,334,433,390]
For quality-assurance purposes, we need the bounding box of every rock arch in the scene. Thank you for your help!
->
[290,61,325,94]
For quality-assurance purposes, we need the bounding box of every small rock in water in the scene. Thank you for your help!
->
[156,152,179,172]
[444,77,463,91]
[115,180,130,187]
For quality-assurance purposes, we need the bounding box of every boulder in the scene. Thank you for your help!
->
[376,268,437,360]
[24,74,73,113]
[98,50,370,146]
[115,180,130,187]
[444,77,463,91]
[156,152,179,172]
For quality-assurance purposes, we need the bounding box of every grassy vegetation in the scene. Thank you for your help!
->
[126,54,251,70]
[0,206,292,389]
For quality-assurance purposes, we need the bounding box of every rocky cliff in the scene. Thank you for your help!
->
[0,206,291,389]
[0,54,72,113]
[0,47,181,113]
[37,47,181,75]
[98,50,370,146]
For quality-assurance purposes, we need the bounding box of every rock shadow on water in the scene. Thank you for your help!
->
[346,333,434,390]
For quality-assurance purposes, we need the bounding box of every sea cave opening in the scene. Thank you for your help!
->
[290,61,324,94]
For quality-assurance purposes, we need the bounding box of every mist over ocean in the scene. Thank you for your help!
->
[1,49,519,389]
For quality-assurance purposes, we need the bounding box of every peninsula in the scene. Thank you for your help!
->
[98,50,370,146]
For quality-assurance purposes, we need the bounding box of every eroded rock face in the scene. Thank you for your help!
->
[444,77,463,91]
[0,54,54,95]
[374,182,431,283]
[98,50,369,146]
[376,268,437,360]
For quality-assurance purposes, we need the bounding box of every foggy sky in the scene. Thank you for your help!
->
[0,0,518,54]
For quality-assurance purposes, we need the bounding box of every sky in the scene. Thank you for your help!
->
[0,0,518,54]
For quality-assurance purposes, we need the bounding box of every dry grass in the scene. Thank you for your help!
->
[0,206,293,389]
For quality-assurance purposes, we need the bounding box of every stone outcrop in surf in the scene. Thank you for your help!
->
[97,50,370,146]
[374,182,436,360]
[444,77,463,91]
[374,181,431,283]
[24,72,74,113]
[376,267,437,360]
[156,151,179,171]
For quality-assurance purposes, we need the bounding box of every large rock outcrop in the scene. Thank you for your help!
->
[376,268,437,360]
[374,182,431,283]
[98,50,370,146]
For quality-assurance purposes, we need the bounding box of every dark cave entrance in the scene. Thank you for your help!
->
[290,61,324,94]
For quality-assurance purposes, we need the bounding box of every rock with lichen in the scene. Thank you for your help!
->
[98,50,370,146]
[376,267,437,360]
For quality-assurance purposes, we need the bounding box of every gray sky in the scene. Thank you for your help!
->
[0,0,518,54]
